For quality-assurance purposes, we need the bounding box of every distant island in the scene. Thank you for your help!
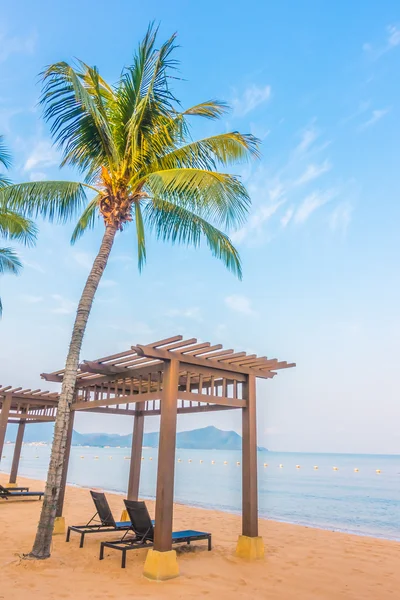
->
[6,424,267,451]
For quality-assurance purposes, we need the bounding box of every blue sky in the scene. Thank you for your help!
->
[1,1,400,453]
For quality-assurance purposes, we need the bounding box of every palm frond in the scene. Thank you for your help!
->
[0,247,22,274]
[121,24,179,163]
[0,174,12,188]
[0,247,23,317]
[0,208,37,246]
[0,181,90,223]
[150,132,260,172]
[71,194,100,244]
[145,199,242,279]
[41,61,118,176]
[0,136,12,170]
[134,201,146,271]
[183,100,229,119]
[142,168,250,229]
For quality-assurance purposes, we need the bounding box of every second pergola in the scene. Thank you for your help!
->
[42,335,295,579]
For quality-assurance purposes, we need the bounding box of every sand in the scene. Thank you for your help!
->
[0,473,399,599]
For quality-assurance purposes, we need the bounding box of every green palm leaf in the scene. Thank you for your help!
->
[134,201,146,271]
[151,132,260,172]
[0,208,37,245]
[0,181,90,223]
[145,198,242,278]
[70,194,100,243]
[0,247,23,316]
[0,246,22,274]
[142,168,250,229]
[0,135,12,170]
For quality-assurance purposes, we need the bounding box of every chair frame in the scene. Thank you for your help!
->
[99,500,211,568]
[0,484,43,500]
[66,491,131,548]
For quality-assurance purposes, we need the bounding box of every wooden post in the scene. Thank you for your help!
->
[127,402,145,500]
[9,416,26,484]
[153,359,179,552]
[242,374,258,537]
[0,393,12,462]
[56,410,75,518]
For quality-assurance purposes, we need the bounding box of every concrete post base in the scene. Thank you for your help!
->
[143,549,179,581]
[120,509,129,522]
[53,516,66,535]
[235,535,265,559]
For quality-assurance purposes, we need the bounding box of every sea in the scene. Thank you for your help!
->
[1,445,399,541]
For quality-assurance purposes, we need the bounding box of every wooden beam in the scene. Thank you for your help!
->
[154,359,179,552]
[76,363,165,388]
[179,362,246,383]
[135,345,275,379]
[80,359,160,375]
[178,391,245,408]
[24,415,56,422]
[71,391,161,411]
[242,374,258,537]
[0,393,11,462]
[9,414,26,484]
[150,335,183,348]
[128,402,145,501]
[83,407,137,416]
[41,373,63,382]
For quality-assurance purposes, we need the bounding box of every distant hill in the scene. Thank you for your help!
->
[6,424,266,451]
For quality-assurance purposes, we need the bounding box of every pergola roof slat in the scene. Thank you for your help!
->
[41,334,295,385]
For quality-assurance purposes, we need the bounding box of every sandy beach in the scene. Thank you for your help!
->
[0,473,399,599]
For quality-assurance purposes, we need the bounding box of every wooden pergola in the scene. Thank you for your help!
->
[41,334,295,578]
[0,386,58,486]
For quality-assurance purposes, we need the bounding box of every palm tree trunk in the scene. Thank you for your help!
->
[29,224,118,559]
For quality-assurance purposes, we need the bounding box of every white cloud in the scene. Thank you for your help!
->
[225,294,255,315]
[51,294,76,315]
[232,84,271,117]
[71,251,94,270]
[294,160,332,186]
[22,260,46,274]
[166,307,201,320]
[363,25,400,59]
[0,30,36,63]
[387,24,400,48]
[231,200,285,244]
[294,189,336,224]
[99,279,117,289]
[108,321,153,337]
[281,206,294,228]
[24,139,59,171]
[329,203,353,234]
[295,126,319,154]
[20,294,43,303]
[29,171,47,181]
[359,108,390,130]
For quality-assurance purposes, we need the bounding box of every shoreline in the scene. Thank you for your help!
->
[1,473,399,599]
[2,470,400,544]
[1,468,399,544]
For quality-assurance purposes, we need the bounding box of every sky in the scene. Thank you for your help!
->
[0,0,400,454]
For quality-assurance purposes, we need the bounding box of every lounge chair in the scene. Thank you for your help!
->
[66,490,133,548]
[0,484,43,500]
[99,499,211,568]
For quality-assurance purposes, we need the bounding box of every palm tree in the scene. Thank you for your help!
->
[1,25,260,559]
[0,136,37,315]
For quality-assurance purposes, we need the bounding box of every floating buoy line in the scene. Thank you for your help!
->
[2,451,384,474]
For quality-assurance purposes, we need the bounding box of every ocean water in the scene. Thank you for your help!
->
[1,445,399,541]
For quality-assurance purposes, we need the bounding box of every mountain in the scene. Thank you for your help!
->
[5,423,266,451]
